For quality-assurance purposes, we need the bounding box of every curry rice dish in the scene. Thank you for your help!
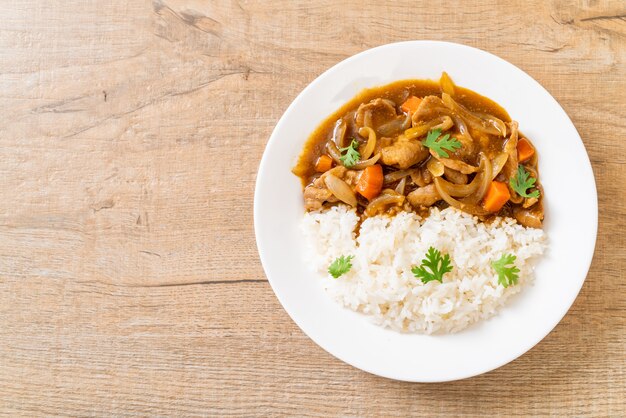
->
[295,73,546,334]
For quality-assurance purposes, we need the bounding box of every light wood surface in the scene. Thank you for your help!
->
[0,0,624,416]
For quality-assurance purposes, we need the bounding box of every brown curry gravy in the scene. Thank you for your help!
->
[292,79,511,186]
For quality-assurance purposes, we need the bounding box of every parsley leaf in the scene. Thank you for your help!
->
[491,254,520,288]
[411,246,453,284]
[509,165,540,198]
[328,255,354,278]
[338,138,361,168]
[422,128,462,158]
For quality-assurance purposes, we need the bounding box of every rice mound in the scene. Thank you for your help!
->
[301,205,546,334]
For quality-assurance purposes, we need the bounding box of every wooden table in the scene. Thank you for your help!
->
[1,1,624,416]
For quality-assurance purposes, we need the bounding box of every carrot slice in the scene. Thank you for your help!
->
[315,155,333,172]
[483,181,511,212]
[517,138,535,162]
[401,96,422,114]
[355,164,383,200]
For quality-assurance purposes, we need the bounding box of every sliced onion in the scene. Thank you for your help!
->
[401,113,412,129]
[365,193,405,216]
[435,174,481,197]
[411,98,454,127]
[427,158,444,177]
[441,93,504,136]
[433,153,491,212]
[352,153,380,169]
[440,72,456,96]
[411,170,426,187]
[503,121,520,199]
[326,141,342,164]
[451,114,474,145]
[431,151,479,174]
[404,116,453,140]
[395,177,407,195]
[472,153,492,202]
[475,112,507,137]
[358,126,377,160]
[437,154,487,198]
[404,126,428,141]
[491,152,509,180]
[434,177,490,216]
[422,166,433,184]
[384,168,416,184]
[324,174,357,207]
[332,118,347,148]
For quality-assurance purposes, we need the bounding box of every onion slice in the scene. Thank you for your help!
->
[324,174,357,207]
[383,168,417,185]
[352,153,381,169]
[434,177,490,216]
[432,152,491,214]
[332,118,347,148]
[440,71,456,96]
[326,141,343,164]
[358,126,377,160]
[491,152,509,180]
[404,116,453,140]
[365,193,404,216]
[451,114,474,145]
[441,93,504,137]
[430,150,479,174]
[472,153,492,202]
[426,158,444,177]
[395,177,407,195]
[475,112,507,137]
[503,121,521,201]
[435,174,481,197]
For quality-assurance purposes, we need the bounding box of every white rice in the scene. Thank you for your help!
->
[301,206,546,334]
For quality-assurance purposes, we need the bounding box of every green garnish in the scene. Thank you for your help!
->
[328,255,354,278]
[338,138,361,168]
[411,246,453,284]
[422,128,462,158]
[491,254,520,288]
[509,165,540,198]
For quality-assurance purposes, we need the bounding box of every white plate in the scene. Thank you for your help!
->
[254,41,597,382]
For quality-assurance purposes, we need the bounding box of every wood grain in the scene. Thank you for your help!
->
[0,0,624,416]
